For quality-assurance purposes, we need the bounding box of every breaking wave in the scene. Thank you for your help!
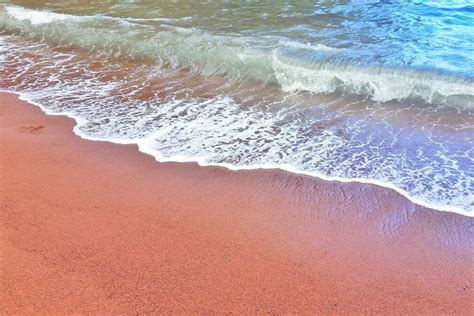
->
[1,4,473,106]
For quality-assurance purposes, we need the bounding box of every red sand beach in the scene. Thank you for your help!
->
[1,91,473,314]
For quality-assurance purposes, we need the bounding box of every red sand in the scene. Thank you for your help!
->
[1,92,473,314]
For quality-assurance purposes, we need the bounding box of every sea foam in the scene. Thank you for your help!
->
[1,4,473,216]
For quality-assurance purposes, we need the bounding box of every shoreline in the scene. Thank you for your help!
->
[3,88,470,217]
[1,91,473,313]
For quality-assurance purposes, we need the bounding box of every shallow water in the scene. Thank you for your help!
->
[1,1,473,215]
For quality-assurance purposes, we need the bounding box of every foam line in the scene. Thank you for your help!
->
[2,88,472,218]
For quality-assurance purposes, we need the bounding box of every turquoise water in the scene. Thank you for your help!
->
[1,1,473,215]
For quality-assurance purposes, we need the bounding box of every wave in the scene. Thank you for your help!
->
[4,4,95,25]
[278,39,345,52]
[1,4,473,107]
[272,53,474,106]
[2,87,473,218]
[3,5,190,25]
[1,30,473,217]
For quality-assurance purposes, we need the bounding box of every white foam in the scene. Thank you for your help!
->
[2,88,472,218]
[280,40,345,52]
[3,4,190,28]
[123,16,193,23]
[4,5,88,25]
[0,35,472,217]
[3,5,145,28]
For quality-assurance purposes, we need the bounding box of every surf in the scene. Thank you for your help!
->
[1,2,473,215]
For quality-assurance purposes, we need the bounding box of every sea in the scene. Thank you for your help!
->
[1,1,473,215]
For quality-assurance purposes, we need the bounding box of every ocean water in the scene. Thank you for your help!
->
[0,1,473,215]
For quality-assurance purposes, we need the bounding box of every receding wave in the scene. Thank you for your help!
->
[1,4,473,107]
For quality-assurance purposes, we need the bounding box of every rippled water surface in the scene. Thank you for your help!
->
[1,1,473,215]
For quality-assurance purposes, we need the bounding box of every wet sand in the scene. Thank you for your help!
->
[1,91,473,314]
